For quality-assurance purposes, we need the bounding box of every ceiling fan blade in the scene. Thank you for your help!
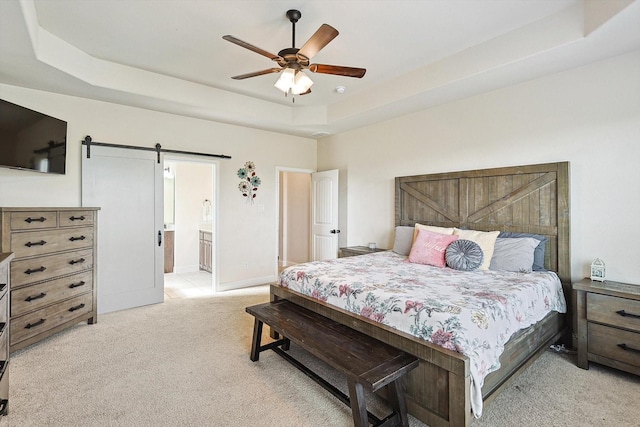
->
[297,24,339,60]
[308,64,366,78]
[231,68,282,80]
[222,35,282,61]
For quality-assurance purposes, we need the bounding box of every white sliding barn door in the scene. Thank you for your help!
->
[82,145,164,313]
[311,169,339,261]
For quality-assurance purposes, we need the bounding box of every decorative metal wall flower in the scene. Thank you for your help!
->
[237,161,261,203]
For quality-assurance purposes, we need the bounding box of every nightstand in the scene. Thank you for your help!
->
[574,278,640,376]
[339,246,387,258]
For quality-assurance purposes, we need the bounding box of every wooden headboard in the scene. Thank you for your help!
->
[395,162,570,283]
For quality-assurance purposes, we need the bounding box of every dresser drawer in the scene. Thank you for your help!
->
[588,322,640,368]
[10,293,93,346]
[9,211,58,231]
[0,324,6,366]
[587,293,640,333]
[59,210,94,228]
[11,271,93,316]
[10,227,94,259]
[0,294,7,327]
[10,248,93,288]
[0,362,7,414]
[0,263,7,299]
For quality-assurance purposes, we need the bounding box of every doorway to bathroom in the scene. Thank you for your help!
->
[163,157,217,299]
[277,169,312,275]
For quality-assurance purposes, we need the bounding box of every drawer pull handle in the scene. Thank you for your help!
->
[25,318,46,329]
[618,343,640,354]
[25,240,47,247]
[0,322,5,335]
[69,258,86,265]
[69,236,86,242]
[25,216,46,223]
[69,215,86,221]
[25,292,47,302]
[69,281,86,289]
[616,310,640,319]
[25,266,46,274]
[69,303,86,312]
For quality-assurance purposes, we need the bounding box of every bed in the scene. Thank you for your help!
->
[271,162,570,427]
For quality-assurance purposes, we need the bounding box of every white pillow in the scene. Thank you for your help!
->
[412,223,455,245]
[453,228,500,270]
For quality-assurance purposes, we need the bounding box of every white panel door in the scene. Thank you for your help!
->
[311,169,339,261]
[82,145,164,313]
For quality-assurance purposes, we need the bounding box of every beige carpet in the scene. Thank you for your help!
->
[2,285,638,427]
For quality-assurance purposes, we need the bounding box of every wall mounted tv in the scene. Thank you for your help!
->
[0,98,67,174]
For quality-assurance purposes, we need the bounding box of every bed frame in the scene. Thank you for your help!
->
[271,162,570,427]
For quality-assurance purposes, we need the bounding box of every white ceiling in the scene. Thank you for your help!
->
[1,0,639,138]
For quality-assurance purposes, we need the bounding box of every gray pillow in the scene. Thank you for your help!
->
[498,232,548,271]
[489,237,539,273]
[445,239,484,271]
[392,226,415,256]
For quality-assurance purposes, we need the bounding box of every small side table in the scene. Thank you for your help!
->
[339,246,387,258]
[574,278,640,376]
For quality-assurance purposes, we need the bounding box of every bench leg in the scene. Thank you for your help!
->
[347,378,368,427]
[387,379,409,427]
[250,318,263,362]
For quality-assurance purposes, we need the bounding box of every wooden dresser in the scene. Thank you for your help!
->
[574,278,640,376]
[0,252,13,415]
[0,208,99,352]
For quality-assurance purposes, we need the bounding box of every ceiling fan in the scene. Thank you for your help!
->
[222,9,366,98]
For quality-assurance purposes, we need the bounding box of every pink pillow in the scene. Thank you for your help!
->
[408,229,459,267]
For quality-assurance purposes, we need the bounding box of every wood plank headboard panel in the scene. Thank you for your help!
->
[395,162,570,283]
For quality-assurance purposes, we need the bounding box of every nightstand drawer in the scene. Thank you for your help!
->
[587,293,640,333]
[588,323,640,368]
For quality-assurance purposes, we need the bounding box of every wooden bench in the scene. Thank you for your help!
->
[246,300,419,427]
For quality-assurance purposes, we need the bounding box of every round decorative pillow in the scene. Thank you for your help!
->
[446,239,484,271]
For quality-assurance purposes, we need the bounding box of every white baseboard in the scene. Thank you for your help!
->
[217,275,276,292]
[281,261,302,268]
[173,265,200,274]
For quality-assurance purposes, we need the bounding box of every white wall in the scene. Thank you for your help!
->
[0,84,317,290]
[318,50,640,285]
[173,161,212,272]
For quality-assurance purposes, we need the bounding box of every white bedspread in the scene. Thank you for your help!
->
[278,251,566,417]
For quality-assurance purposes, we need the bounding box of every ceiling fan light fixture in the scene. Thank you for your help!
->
[274,69,313,95]
[274,68,296,92]
[292,70,313,95]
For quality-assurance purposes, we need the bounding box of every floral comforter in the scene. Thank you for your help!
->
[278,251,566,417]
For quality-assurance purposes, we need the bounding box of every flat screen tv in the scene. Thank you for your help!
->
[0,98,67,174]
